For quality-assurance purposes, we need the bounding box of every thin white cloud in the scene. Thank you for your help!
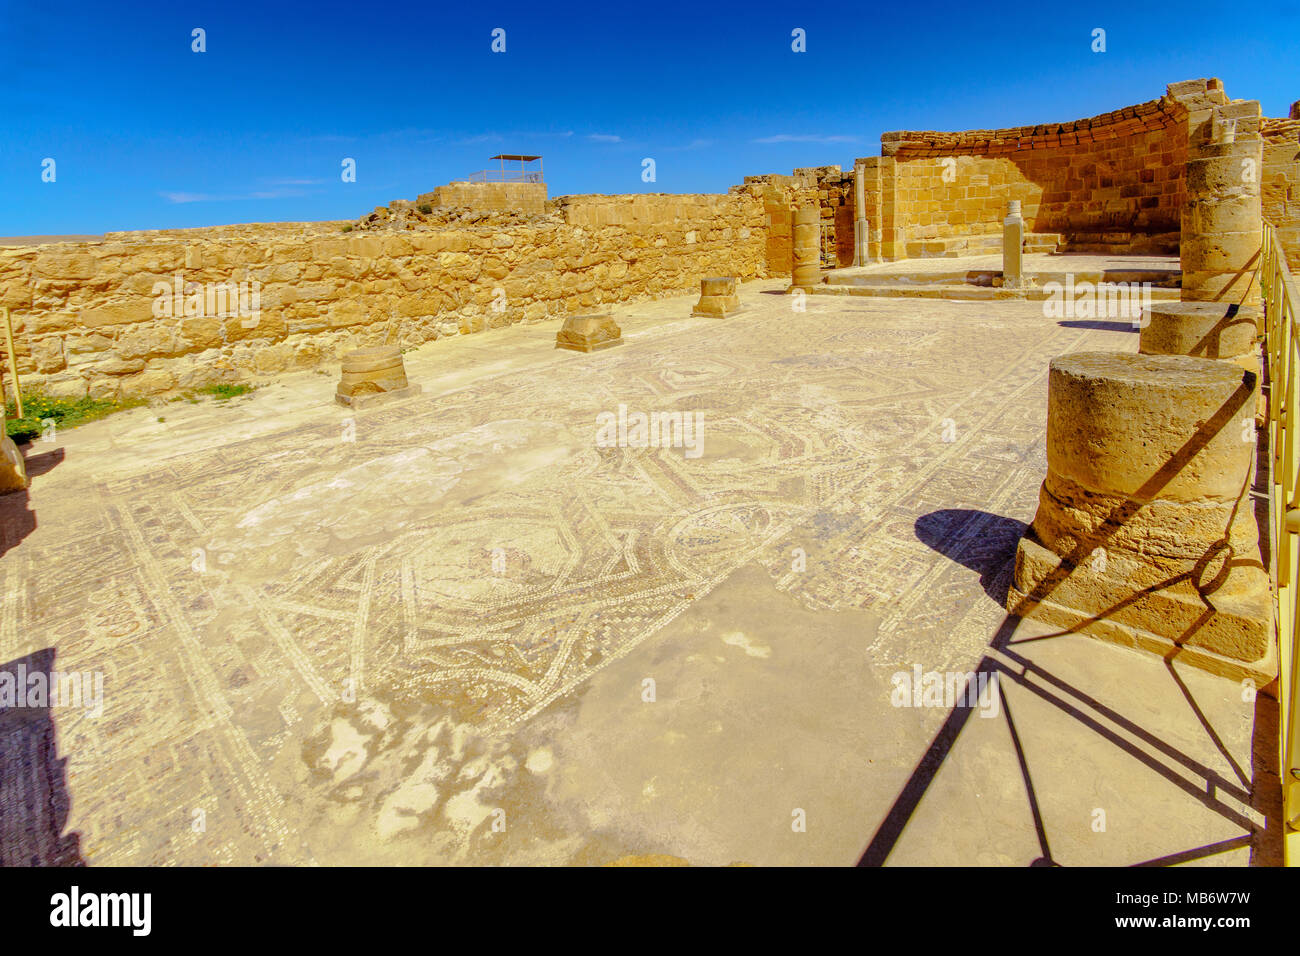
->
[161,188,306,204]
[752,134,859,144]
[587,133,622,143]
[456,133,505,145]
[160,192,222,204]
[663,138,715,152]
[260,177,327,186]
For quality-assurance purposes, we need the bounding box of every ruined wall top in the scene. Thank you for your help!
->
[879,79,1229,158]
[1264,116,1300,143]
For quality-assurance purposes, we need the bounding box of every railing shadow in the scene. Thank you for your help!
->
[0,647,85,866]
[1185,303,1257,359]
[863,374,1278,865]
[1206,249,1260,304]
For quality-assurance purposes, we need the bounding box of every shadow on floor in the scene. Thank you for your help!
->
[858,592,1277,867]
[881,394,1279,866]
[913,508,1026,604]
[23,446,64,480]
[1057,320,1139,332]
[0,647,85,866]
[0,446,61,559]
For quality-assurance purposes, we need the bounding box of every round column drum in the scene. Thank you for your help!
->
[336,345,409,399]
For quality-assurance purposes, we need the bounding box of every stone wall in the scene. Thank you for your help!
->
[869,92,1189,258]
[1263,114,1300,271]
[429,181,548,215]
[0,192,766,401]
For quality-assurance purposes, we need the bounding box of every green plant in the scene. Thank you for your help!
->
[4,391,145,444]
[341,224,354,233]
[197,383,255,401]
[417,204,432,215]
[5,418,39,444]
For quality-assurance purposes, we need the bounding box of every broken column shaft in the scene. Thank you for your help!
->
[1002,200,1025,289]
[853,162,870,266]
[1181,100,1264,307]
[791,206,821,290]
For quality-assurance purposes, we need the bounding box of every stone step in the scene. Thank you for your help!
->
[807,282,1183,302]
[901,232,1063,258]
[1060,231,1181,255]
[824,268,1181,290]
[1025,234,1064,254]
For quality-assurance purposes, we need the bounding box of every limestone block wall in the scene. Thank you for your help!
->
[428,181,548,215]
[0,192,766,401]
[1263,115,1300,271]
[874,94,1188,258]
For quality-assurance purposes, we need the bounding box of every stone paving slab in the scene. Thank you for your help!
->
[832,253,1181,278]
[0,279,1280,865]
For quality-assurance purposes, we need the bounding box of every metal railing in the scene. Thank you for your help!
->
[1263,219,1300,865]
[455,170,544,184]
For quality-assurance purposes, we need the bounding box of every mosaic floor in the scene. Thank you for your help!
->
[0,280,1276,865]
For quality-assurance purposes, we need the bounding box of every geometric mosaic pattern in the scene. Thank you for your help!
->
[0,290,1134,864]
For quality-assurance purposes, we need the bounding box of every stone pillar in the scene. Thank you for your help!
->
[853,163,870,266]
[1181,100,1263,308]
[692,276,744,318]
[1008,352,1273,683]
[791,206,821,289]
[1002,200,1025,289]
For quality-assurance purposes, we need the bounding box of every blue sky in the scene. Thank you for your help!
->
[1,0,1296,235]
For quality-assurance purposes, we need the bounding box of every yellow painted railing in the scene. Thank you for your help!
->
[1263,220,1300,866]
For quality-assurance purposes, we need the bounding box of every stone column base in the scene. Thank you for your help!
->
[336,345,416,405]
[0,433,27,494]
[691,277,745,318]
[1007,351,1275,689]
[556,314,623,352]
[335,384,423,410]
[1008,533,1277,690]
